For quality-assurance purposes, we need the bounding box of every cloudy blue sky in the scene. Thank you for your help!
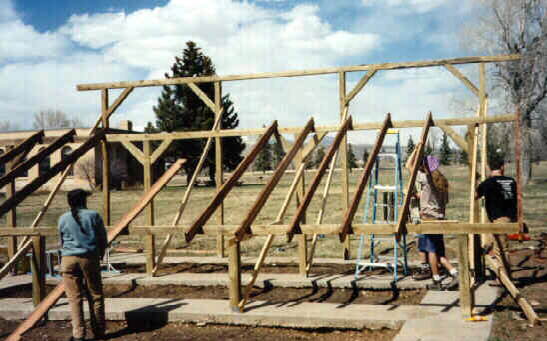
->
[1,0,495,144]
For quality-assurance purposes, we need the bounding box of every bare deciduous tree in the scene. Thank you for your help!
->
[0,120,19,132]
[462,0,547,184]
[33,109,83,129]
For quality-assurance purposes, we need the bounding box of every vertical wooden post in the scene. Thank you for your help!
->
[478,63,488,280]
[228,241,241,311]
[339,72,350,259]
[143,140,155,274]
[294,136,307,275]
[31,236,45,307]
[215,81,225,258]
[101,89,111,226]
[457,234,474,317]
[6,154,17,271]
[467,124,482,280]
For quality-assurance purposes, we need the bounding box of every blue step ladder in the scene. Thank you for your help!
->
[355,129,408,281]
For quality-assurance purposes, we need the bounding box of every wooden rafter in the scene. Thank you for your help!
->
[394,112,433,240]
[235,119,315,241]
[0,131,104,218]
[0,130,75,189]
[287,116,353,242]
[339,114,393,242]
[5,159,186,341]
[78,54,519,91]
[185,121,278,243]
[0,130,44,166]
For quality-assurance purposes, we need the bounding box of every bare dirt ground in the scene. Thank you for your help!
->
[488,233,547,341]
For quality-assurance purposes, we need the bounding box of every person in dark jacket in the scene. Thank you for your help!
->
[59,189,107,341]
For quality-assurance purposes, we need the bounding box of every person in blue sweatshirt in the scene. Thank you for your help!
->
[59,189,107,341]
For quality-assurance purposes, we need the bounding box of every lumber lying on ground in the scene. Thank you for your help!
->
[5,159,186,341]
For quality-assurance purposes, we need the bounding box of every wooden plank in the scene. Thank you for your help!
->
[215,82,225,257]
[444,64,479,97]
[105,114,517,142]
[0,130,44,165]
[4,159,186,341]
[77,54,520,91]
[185,122,278,243]
[120,141,146,164]
[394,112,433,240]
[0,131,105,218]
[346,69,377,103]
[287,116,353,242]
[143,140,155,274]
[228,241,241,311]
[152,111,223,276]
[31,236,45,307]
[436,122,467,153]
[339,73,351,259]
[188,83,217,112]
[515,108,524,233]
[340,114,393,242]
[469,124,479,224]
[150,138,173,164]
[234,119,315,241]
[0,129,76,189]
[486,255,538,324]
[457,235,474,317]
[101,89,111,226]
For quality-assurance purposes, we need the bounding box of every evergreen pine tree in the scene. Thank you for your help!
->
[459,149,468,165]
[439,133,451,165]
[272,138,285,168]
[152,41,245,184]
[362,148,370,165]
[315,146,326,168]
[348,143,358,172]
[424,141,433,157]
[255,138,272,173]
[406,135,415,160]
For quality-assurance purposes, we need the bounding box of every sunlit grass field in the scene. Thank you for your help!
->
[2,161,546,260]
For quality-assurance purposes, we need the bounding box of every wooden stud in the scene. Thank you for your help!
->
[293,136,308,275]
[515,108,524,233]
[339,72,351,259]
[394,113,433,240]
[215,81,225,257]
[235,119,314,241]
[340,114,393,242]
[228,241,242,311]
[101,89,111,226]
[185,122,278,243]
[287,116,353,242]
[143,140,155,274]
[5,157,17,269]
[31,236,46,307]
[457,235,474,318]
[77,54,519,91]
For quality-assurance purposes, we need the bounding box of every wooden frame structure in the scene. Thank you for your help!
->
[2,53,540,339]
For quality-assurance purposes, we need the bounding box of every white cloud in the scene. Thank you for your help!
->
[361,0,449,14]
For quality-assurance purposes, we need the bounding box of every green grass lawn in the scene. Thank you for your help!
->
[2,161,546,260]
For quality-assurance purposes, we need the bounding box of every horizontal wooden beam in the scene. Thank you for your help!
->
[0,130,44,165]
[105,114,516,142]
[0,222,518,237]
[77,54,519,91]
